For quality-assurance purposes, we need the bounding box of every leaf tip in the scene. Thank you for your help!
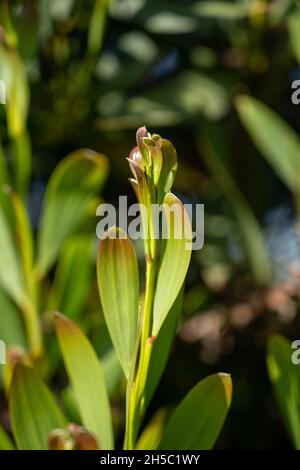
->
[217,373,232,408]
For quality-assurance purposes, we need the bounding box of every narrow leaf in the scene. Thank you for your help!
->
[0,206,25,307]
[152,193,192,336]
[236,95,300,192]
[54,313,113,449]
[159,373,232,450]
[10,364,66,450]
[0,289,26,349]
[36,149,108,277]
[97,227,139,377]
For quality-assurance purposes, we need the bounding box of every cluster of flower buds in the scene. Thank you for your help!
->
[127,126,178,207]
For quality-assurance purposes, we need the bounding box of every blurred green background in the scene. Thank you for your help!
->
[1,0,300,449]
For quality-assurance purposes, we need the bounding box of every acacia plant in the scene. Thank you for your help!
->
[5,128,232,450]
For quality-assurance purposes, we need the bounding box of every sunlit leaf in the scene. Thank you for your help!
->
[152,194,192,336]
[267,334,300,449]
[159,373,232,450]
[0,289,26,349]
[236,95,300,192]
[0,206,26,307]
[54,313,113,449]
[97,227,139,377]
[36,149,108,277]
[10,364,66,450]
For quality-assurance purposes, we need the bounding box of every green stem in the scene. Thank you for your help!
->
[124,240,157,449]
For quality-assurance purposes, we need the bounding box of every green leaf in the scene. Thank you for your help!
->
[202,123,271,284]
[54,313,113,449]
[136,409,167,450]
[267,334,300,449]
[88,0,109,55]
[236,95,300,192]
[97,227,139,377]
[152,193,192,336]
[0,206,26,307]
[102,348,123,395]
[48,236,94,319]
[145,289,183,407]
[0,423,15,450]
[10,364,66,450]
[158,373,232,450]
[0,289,26,349]
[36,149,108,277]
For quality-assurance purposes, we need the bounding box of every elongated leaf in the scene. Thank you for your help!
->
[0,206,25,306]
[36,149,108,277]
[236,95,300,192]
[10,364,66,450]
[152,193,192,336]
[202,124,271,284]
[88,0,109,55]
[48,236,94,319]
[267,334,300,449]
[54,313,113,449]
[0,289,26,349]
[97,227,139,377]
[159,373,232,450]
[102,348,123,395]
[0,423,15,450]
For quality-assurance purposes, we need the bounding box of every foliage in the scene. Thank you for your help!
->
[1,0,300,451]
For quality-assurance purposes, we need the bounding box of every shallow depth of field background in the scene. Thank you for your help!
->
[1,0,300,449]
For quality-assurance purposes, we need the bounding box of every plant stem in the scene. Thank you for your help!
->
[124,236,157,449]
